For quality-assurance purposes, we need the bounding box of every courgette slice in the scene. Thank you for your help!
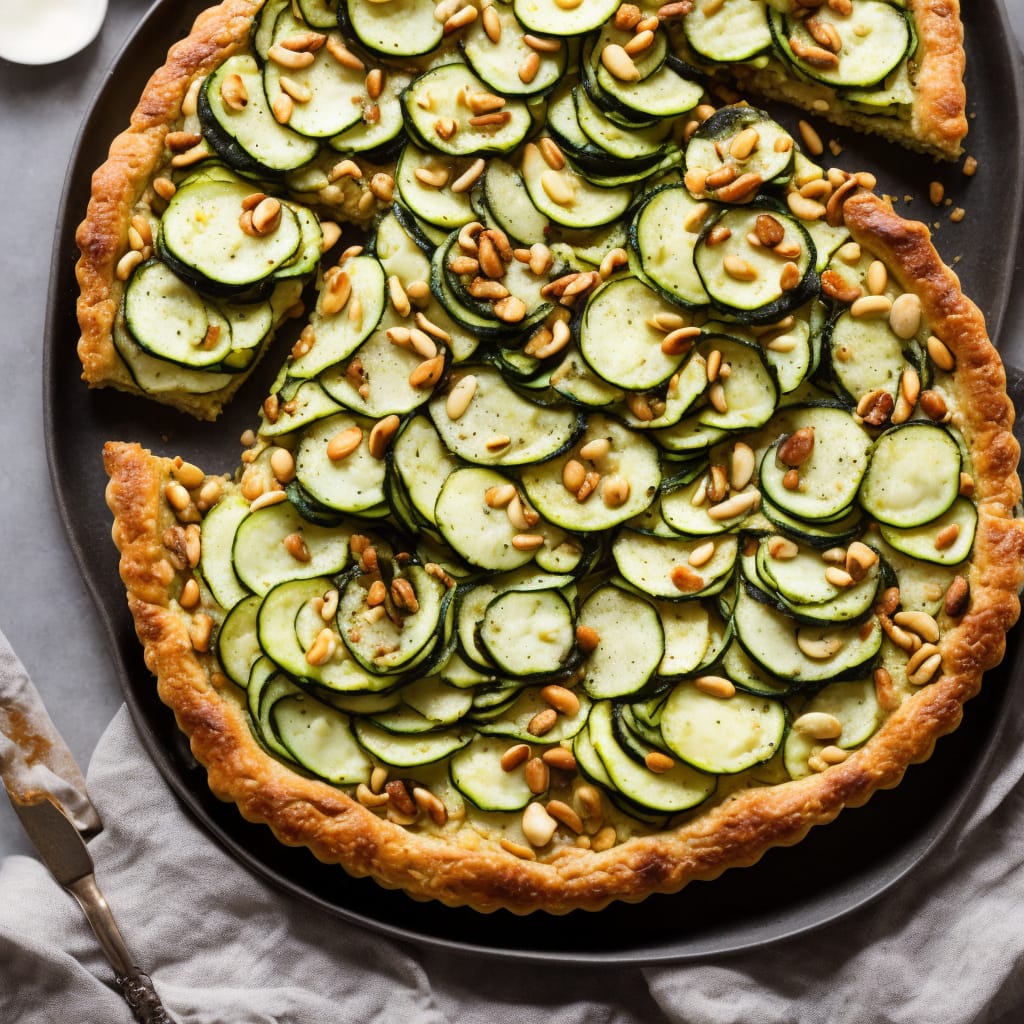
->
[659,682,786,775]
[859,423,962,529]
[578,584,664,699]
[271,696,374,785]
[588,701,716,813]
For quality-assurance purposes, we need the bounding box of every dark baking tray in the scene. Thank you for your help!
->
[44,0,1024,964]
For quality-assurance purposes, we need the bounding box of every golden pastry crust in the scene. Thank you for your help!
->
[75,0,263,420]
[907,0,969,159]
[102,188,1024,913]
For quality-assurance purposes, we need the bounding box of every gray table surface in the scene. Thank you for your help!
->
[1,0,1023,863]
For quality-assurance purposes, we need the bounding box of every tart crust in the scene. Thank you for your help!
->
[75,0,263,420]
[102,190,1024,914]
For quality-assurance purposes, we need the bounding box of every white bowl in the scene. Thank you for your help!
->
[0,0,108,65]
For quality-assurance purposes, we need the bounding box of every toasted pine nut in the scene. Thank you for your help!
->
[541,685,580,716]
[796,632,845,659]
[527,708,558,735]
[694,675,736,699]
[927,335,956,371]
[645,751,675,773]
[794,711,843,740]
[501,743,531,772]
[409,355,446,389]
[601,476,631,508]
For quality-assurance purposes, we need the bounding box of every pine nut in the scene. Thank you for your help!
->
[797,119,824,156]
[796,632,845,659]
[283,531,311,563]
[445,374,478,420]
[562,459,587,493]
[850,294,892,319]
[601,43,640,81]
[368,415,400,458]
[500,838,536,860]
[413,787,448,826]
[575,625,600,654]
[861,262,887,298]
[512,533,545,552]
[327,425,363,460]
[825,566,854,588]
[409,355,446,389]
[320,588,339,621]
[906,643,942,685]
[189,613,214,653]
[541,685,580,716]
[707,489,760,520]
[708,381,728,414]
[601,476,631,508]
[540,749,581,770]
[523,33,561,52]
[326,36,364,69]
[645,751,675,773]
[794,711,843,740]
[501,743,531,772]
[451,157,486,194]
[927,335,956,371]
[661,326,700,356]
[521,756,549,794]
[414,165,448,189]
[522,802,557,847]
[541,169,575,206]
[767,535,798,560]
[579,437,611,461]
[894,610,940,643]
[116,250,144,281]
[355,783,389,808]
[624,29,655,56]
[694,675,736,699]
[934,523,961,550]
[305,628,338,666]
[543,799,581,833]
[779,262,802,291]
[321,269,352,315]
[484,483,516,508]
[268,44,316,69]
[528,708,558,736]
[179,577,200,606]
[786,191,826,221]
[889,292,922,339]
[670,564,705,592]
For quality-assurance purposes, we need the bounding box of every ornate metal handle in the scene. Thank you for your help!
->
[67,875,175,1023]
[116,968,174,1024]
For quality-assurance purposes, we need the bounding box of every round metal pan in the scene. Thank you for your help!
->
[44,0,1024,964]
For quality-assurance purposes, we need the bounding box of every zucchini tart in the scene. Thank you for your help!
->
[86,0,1023,913]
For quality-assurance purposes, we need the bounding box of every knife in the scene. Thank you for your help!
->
[6,791,175,1023]
[0,628,174,1022]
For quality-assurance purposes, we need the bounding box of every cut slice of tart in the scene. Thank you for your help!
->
[665,0,968,160]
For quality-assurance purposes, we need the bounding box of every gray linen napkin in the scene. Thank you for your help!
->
[1,701,1022,1023]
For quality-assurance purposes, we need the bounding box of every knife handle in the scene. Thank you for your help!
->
[116,969,175,1024]
[67,875,175,1024]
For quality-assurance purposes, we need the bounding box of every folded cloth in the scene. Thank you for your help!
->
[1,701,1023,1024]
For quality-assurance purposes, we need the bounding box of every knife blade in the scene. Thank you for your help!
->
[7,783,175,1023]
[0,627,101,835]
